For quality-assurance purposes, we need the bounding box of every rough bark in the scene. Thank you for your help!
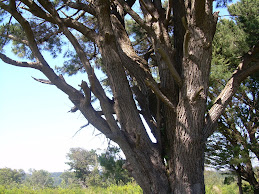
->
[0,1,258,193]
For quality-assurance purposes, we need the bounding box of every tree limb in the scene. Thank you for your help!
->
[0,34,29,45]
[116,0,152,34]
[32,77,53,85]
[204,44,259,139]
[139,0,157,21]
[61,0,96,16]
[0,53,41,69]
[157,47,182,87]
[145,79,175,110]
[20,0,98,43]
[38,0,121,135]
[165,0,173,26]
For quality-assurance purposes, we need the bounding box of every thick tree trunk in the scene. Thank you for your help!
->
[96,0,216,193]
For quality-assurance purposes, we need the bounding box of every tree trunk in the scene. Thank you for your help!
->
[237,172,243,194]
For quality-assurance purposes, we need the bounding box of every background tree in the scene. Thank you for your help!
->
[60,171,80,188]
[65,147,132,187]
[99,146,132,185]
[25,169,54,189]
[0,168,25,187]
[66,148,98,187]
[206,0,259,193]
[0,0,258,193]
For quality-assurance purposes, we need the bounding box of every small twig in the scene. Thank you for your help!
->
[73,122,90,137]
[68,106,78,113]
[32,77,53,85]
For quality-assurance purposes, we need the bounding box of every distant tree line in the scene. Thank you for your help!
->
[0,146,132,189]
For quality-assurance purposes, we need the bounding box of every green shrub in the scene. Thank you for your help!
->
[0,182,142,194]
[206,183,239,194]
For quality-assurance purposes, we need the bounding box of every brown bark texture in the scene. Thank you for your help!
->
[0,0,259,193]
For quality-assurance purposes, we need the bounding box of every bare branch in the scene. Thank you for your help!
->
[20,0,98,42]
[116,0,152,33]
[61,0,96,16]
[68,106,78,113]
[74,11,86,21]
[80,80,91,106]
[1,0,115,139]
[73,122,90,138]
[38,0,121,136]
[139,0,157,21]
[0,53,41,69]
[32,77,53,85]
[157,47,182,87]
[145,79,175,110]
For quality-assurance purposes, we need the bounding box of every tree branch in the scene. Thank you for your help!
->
[20,0,98,43]
[0,0,115,138]
[116,0,152,34]
[0,34,29,45]
[165,0,173,26]
[32,77,53,85]
[139,0,157,21]
[61,0,96,16]
[204,44,259,139]
[0,53,41,69]
[145,79,175,110]
[38,0,121,135]
[157,47,182,87]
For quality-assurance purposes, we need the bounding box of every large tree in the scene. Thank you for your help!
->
[0,0,258,193]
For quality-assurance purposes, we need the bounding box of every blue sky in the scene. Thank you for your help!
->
[0,2,234,173]
[0,51,109,172]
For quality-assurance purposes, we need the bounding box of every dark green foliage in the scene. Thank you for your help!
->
[228,0,259,47]
[99,146,132,184]
[224,176,235,185]
[209,19,249,96]
[126,19,149,53]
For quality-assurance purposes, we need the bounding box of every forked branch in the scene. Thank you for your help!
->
[204,44,259,139]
